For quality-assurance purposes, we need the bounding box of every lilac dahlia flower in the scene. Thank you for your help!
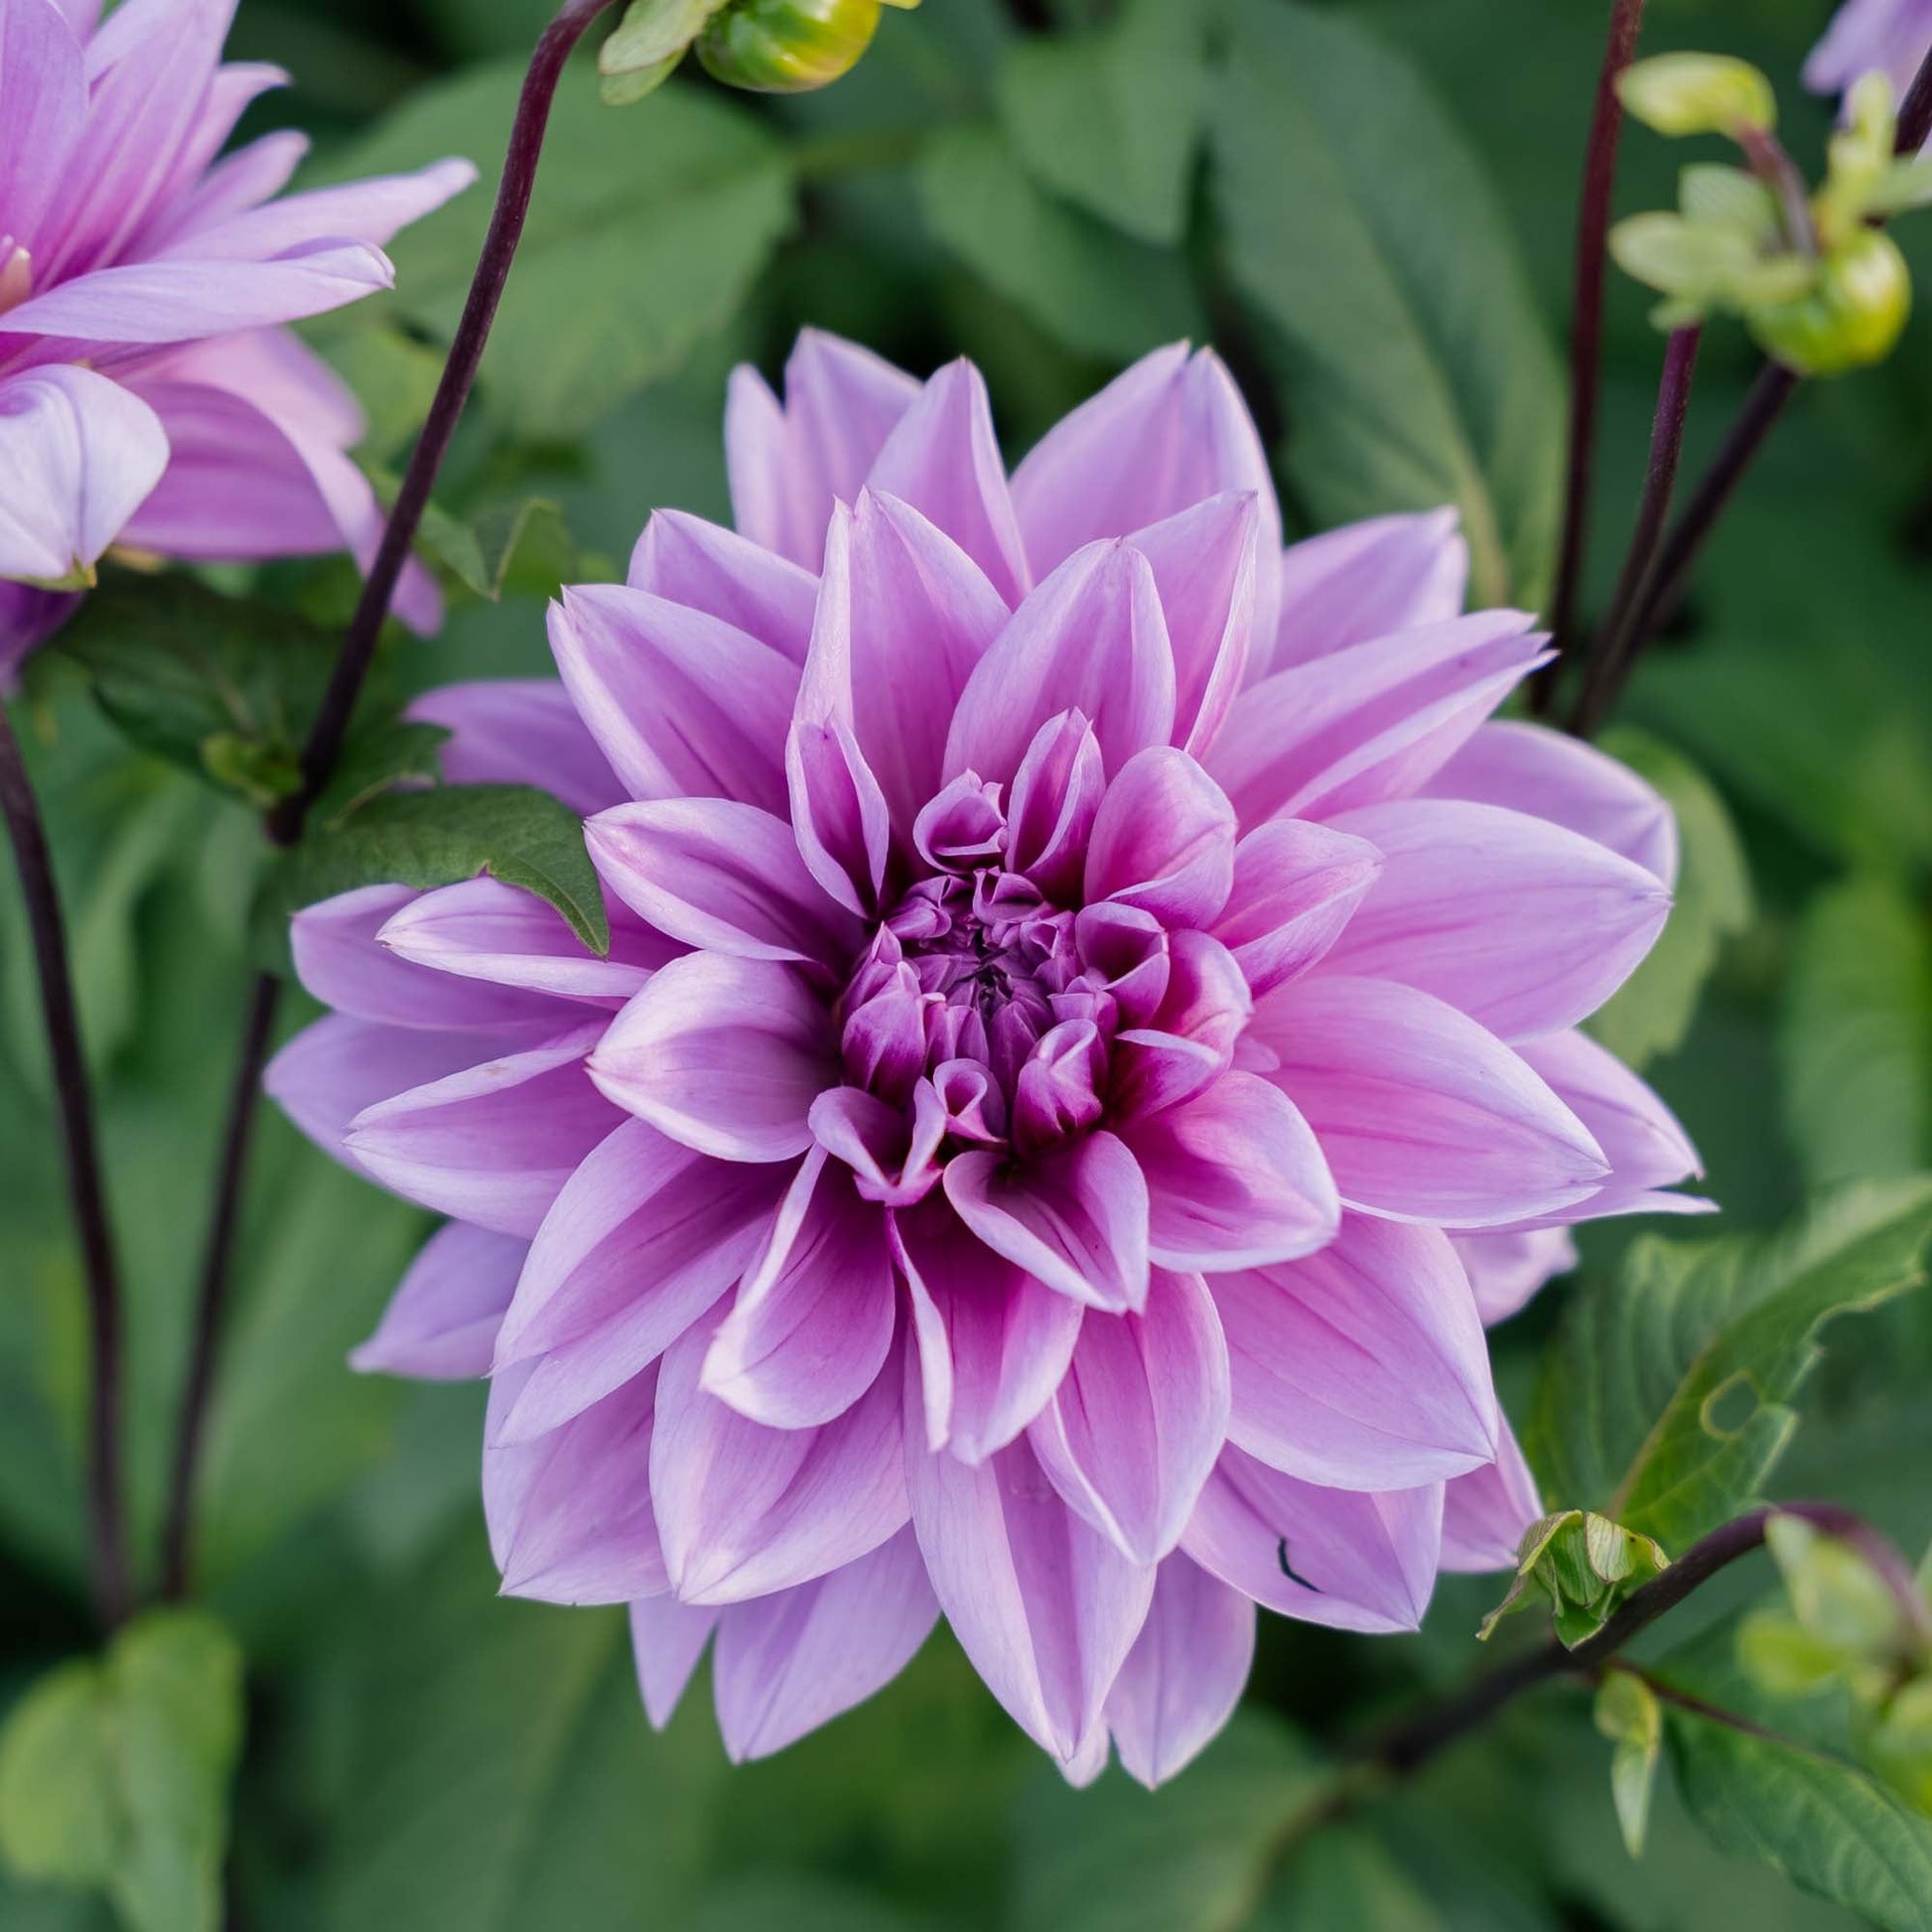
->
[1808,0,1932,126]
[271,332,1709,1784]
[0,0,475,682]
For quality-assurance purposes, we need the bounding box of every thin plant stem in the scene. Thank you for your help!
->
[0,704,132,1628]
[1533,0,1647,719]
[162,0,622,1601]
[1568,323,1702,740]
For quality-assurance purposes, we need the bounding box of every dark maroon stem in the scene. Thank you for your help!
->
[1533,0,1647,719]
[1567,324,1702,739]
[1002,0,1052,31]
[159,971,280,1600]
[1900,42,1932,152]
[0,704,132,1628]
[165,0,622,1602]
[267,0,622,850]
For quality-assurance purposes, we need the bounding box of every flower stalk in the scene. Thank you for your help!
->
[162,0,623,1600]
[0,706,131,1629]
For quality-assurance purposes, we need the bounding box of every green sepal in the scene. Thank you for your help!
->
[1479,1510,1672,1648]
[1594,1670,1664,1858]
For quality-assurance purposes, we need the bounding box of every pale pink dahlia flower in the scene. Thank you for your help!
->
[1808,0,1932,129]
[0,0,475,681]
[270,333,1710,1784]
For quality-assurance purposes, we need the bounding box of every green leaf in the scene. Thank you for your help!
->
[310,720,452,830]
[917,124,1204,363]
[1587,729,1751,1071]
[262,783,611,961]
[317,66,793,439]
[994,0,1205,245]
[1012,1711,1326,1932]
[600,0,717,76]
[0,1611,244,1932]
[1209,0,1563,610]
[318,1533,727,1932]
[1532,1180,1932,1551]
[684,1878,918,1932]
[1781,875,1932,1191]
[1264,1827,1448,1930]
[1667,1702,1932,1929]
[50,576,339,808]
[1595,1671,1665,1859]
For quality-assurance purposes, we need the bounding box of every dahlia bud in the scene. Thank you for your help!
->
[1749,229,1912,376]
[1616,52,1777,139]
[601,0,918,104]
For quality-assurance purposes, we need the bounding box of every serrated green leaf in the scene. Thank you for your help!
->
[994,0,1205,245]
[1587,730,1751,1069]
[1264,1826,1448,1930]
[917,123,1203,363]
[0,1611,243,1932]
[315,65,793,439]
[1531,1180,1932,1551]
[1210,0,1562,610]
[1781,875,1932,1192]
[261,783,610,963]
[310,720,451,830]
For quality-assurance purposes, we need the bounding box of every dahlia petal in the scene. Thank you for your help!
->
[867,359,1031,605]
[907,1431,1154,1760]
[1205,613,1548,827]
[154,158,476,261]
[349,1221,525,1381]
[0,583,78,689]
[711,1527,938,1761]
[1264,507,1468,675]
[587,797,861,968]
[893,1194,1084,1462]
[627,508,818,665]
[0,366,167,584]
[1,243,398,342]
[1011,345,1283,647]
[377,878,675,1008]
[1127,492,1259,755]
[1083,747,1237,927]
[149,129,309,244]
[1181,1450,1444,1633]
[588,953,833,1164]
[345,1023,620,1238]
[490,1121,786,1442]
[652,1312,909,1604]
[407,681,627,817]
[944,541,1176,787]
[1006,710,1106,902]
[1255,977,1608,1228]
[1110,930,1252,1119]
[1319,799,1673,1040]
[1422,719,1678,886]
[548,585,797,814]
[1126,1070,1339,1270]
[1211,1215,1498,1489]
[1440,1416,1544,1572]
[629,1594,721,1729]
[264,1014,543,1173]
[485,1364,666,1605]
[1104,1554,1255,1789]
[1514,1031,1708,1224]
[292,884,563,1032]
[1454,1227,1579,1327]
[1027,1268,1230,1565]
[1210,819,1383,999]
[786,717,894,919]
[944,1135,1151,1313]
[703,1152,897,1429]
[0,0,85,255]
[725,331,921,571]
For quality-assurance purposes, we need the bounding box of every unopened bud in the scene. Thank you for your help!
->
[697,0,892,94]
[1750,229,1912,377]
[1617,53,1777,139]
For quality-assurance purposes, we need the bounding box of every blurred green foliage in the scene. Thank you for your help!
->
[5,0,1932,1926]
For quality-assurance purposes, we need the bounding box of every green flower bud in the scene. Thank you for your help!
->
[1749,229,1912,377]
[696,0,888,94]
[1863,1675,1932,1814]
[1617,53,1777,140]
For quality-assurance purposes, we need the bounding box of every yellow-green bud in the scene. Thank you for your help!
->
[697,0,886,94]
[1617,53,1778,139]
[1749,229,1912,377]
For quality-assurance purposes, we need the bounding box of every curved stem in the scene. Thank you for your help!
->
[1568,323,1702,740]
[164,0,622,1602]
[1533,0,1647,719]
[0,705,132,1628]
[159,972,280,1600]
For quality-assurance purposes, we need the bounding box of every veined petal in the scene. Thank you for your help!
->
[1454,1227,1579,1327]
[629,1594,721,1730]
[627,507,817,665]
[1210,819,1383,998]
[1211,1215,1498,1489]
[588,953,834,1164]
[408,680,626,817]
[350,1221,525,1382]
[1256,977,1608,1228]
[1084,747,1236,928]
[1264,507,1467,676]
[1440,1417,1544,1573]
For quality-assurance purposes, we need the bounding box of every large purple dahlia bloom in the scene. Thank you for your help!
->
[270,333,1710,1784]
[0,0,475,680]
